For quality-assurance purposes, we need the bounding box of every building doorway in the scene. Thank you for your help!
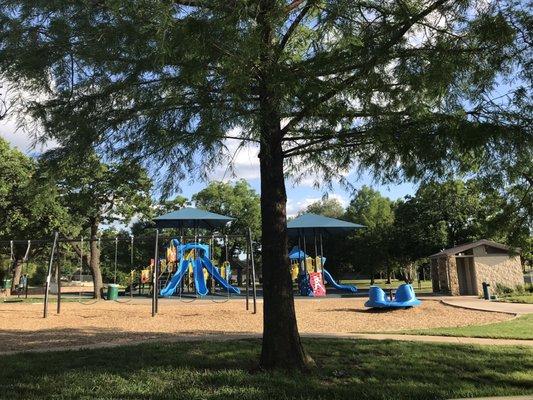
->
[456,257,477,295]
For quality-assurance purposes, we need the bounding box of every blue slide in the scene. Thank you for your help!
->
[323,269,357,293]
[200,256,241,294]
[194,258,209,296]
[160,258,191,297]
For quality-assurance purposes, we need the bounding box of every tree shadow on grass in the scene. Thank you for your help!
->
[0,331,531,400]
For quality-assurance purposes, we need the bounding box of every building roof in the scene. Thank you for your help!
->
[429,239,514,258]
[153,207,234,229]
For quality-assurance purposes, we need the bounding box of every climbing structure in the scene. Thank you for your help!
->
[160,239,240,297]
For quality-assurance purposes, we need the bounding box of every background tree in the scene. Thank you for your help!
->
[344,187,395,282]
[40,148,153,298]
[193,180,261,260]
[0,138,71,289]
[300,198,345,219]
[0,0,530,369]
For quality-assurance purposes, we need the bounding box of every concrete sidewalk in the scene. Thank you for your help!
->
[452,397,533,400]
[302,333,533,347]
[442,297,533,315]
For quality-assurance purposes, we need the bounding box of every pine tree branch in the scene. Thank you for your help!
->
[280,0,451,136]
[286,0,306,12]
[283,127,370,157]
[279,1,314,52]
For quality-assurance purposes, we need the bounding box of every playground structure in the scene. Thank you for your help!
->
[364,283,422,308]
[0,207,258,318]
[159,239,240,297]
[287,213,364,297]
[289,246,357,296]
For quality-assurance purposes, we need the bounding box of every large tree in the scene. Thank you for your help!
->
[0,0,530,369]
[0,138,71,288]
[40,148,152,298]
[193,179,261,257]
[301,198,345,219]
[344,186,395,281]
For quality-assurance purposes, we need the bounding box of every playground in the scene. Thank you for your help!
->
[0,297,513,354]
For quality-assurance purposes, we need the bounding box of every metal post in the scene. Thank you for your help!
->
[245,240,250,310]
[43,232,59,319]
[303,234,307,273]
[313,229,318,273]
[152,229,159,317]
[248,228,257,314]
[56,241,61,314]
[113,237,118,284]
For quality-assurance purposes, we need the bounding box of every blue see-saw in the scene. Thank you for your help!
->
[364,283,421,308]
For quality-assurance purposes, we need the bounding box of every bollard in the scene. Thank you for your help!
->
[482,282,490,300]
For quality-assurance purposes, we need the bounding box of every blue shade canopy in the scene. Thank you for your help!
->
[153,207,234,229]
[288,246,307,260]
[287,213,364,237]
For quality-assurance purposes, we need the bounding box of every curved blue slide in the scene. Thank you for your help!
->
[160,258,191,297]
[323,269,357,293]
[194,258,209,296]
[200,256,240,294]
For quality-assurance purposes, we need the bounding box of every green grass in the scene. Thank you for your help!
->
[0,339,531,399]
[402,314,533,340]
[1,296,98,304]
[342,279,433,293]
[497,294,533,304]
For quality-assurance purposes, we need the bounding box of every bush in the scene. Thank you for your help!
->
[30,264,48,286]
[495,283,513,295]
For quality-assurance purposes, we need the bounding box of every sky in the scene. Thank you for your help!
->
[0,116,417,217]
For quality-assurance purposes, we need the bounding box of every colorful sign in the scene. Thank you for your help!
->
[309,272,326,297]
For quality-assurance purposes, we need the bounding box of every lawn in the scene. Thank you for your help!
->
[402,314,533,340]
[0,339,531,400]
[497,294,533,304]
[342,279,433,293]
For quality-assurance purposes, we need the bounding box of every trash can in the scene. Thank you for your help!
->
[107,284,119,300]
[3,279,12,290]
[482,282,490,300]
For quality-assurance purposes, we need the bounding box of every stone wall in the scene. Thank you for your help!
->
[474,256,524,294]
[430,258,440,292]
[448,256,460,296]
[438,257,449,292]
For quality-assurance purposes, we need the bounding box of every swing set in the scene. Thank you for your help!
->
[0,208,258,319]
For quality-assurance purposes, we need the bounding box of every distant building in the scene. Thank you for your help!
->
[429,239,523,296]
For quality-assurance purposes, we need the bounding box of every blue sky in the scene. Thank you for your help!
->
[0,118,417,216]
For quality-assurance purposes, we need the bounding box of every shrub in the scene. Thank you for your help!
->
[495,283,513,295]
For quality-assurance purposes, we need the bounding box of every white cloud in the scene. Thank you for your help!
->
[286,197,320,218]
[0,81,56,153]
[207,132,260,182]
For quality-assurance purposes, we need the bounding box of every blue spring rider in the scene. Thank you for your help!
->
[364,283,421,308]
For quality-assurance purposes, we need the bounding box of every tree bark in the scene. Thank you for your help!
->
[256,78,313,370]
[258,138,313,370]
[255,0,312,370]
[89,219,104,299]
[11,258,22,291]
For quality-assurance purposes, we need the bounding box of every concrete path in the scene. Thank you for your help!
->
[452,397,533,400]
[442,297,533,315]
[302,333,533,347]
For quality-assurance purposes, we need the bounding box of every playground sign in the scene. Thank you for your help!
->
[309,272,326,297]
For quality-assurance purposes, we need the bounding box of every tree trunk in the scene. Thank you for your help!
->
[11,258,22,291]
[89,219,104,299]
[256,0,312,370]
[258,140,313,370]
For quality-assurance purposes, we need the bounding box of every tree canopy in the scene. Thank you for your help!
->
[300,198,345,219]
[0,0,530,369]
